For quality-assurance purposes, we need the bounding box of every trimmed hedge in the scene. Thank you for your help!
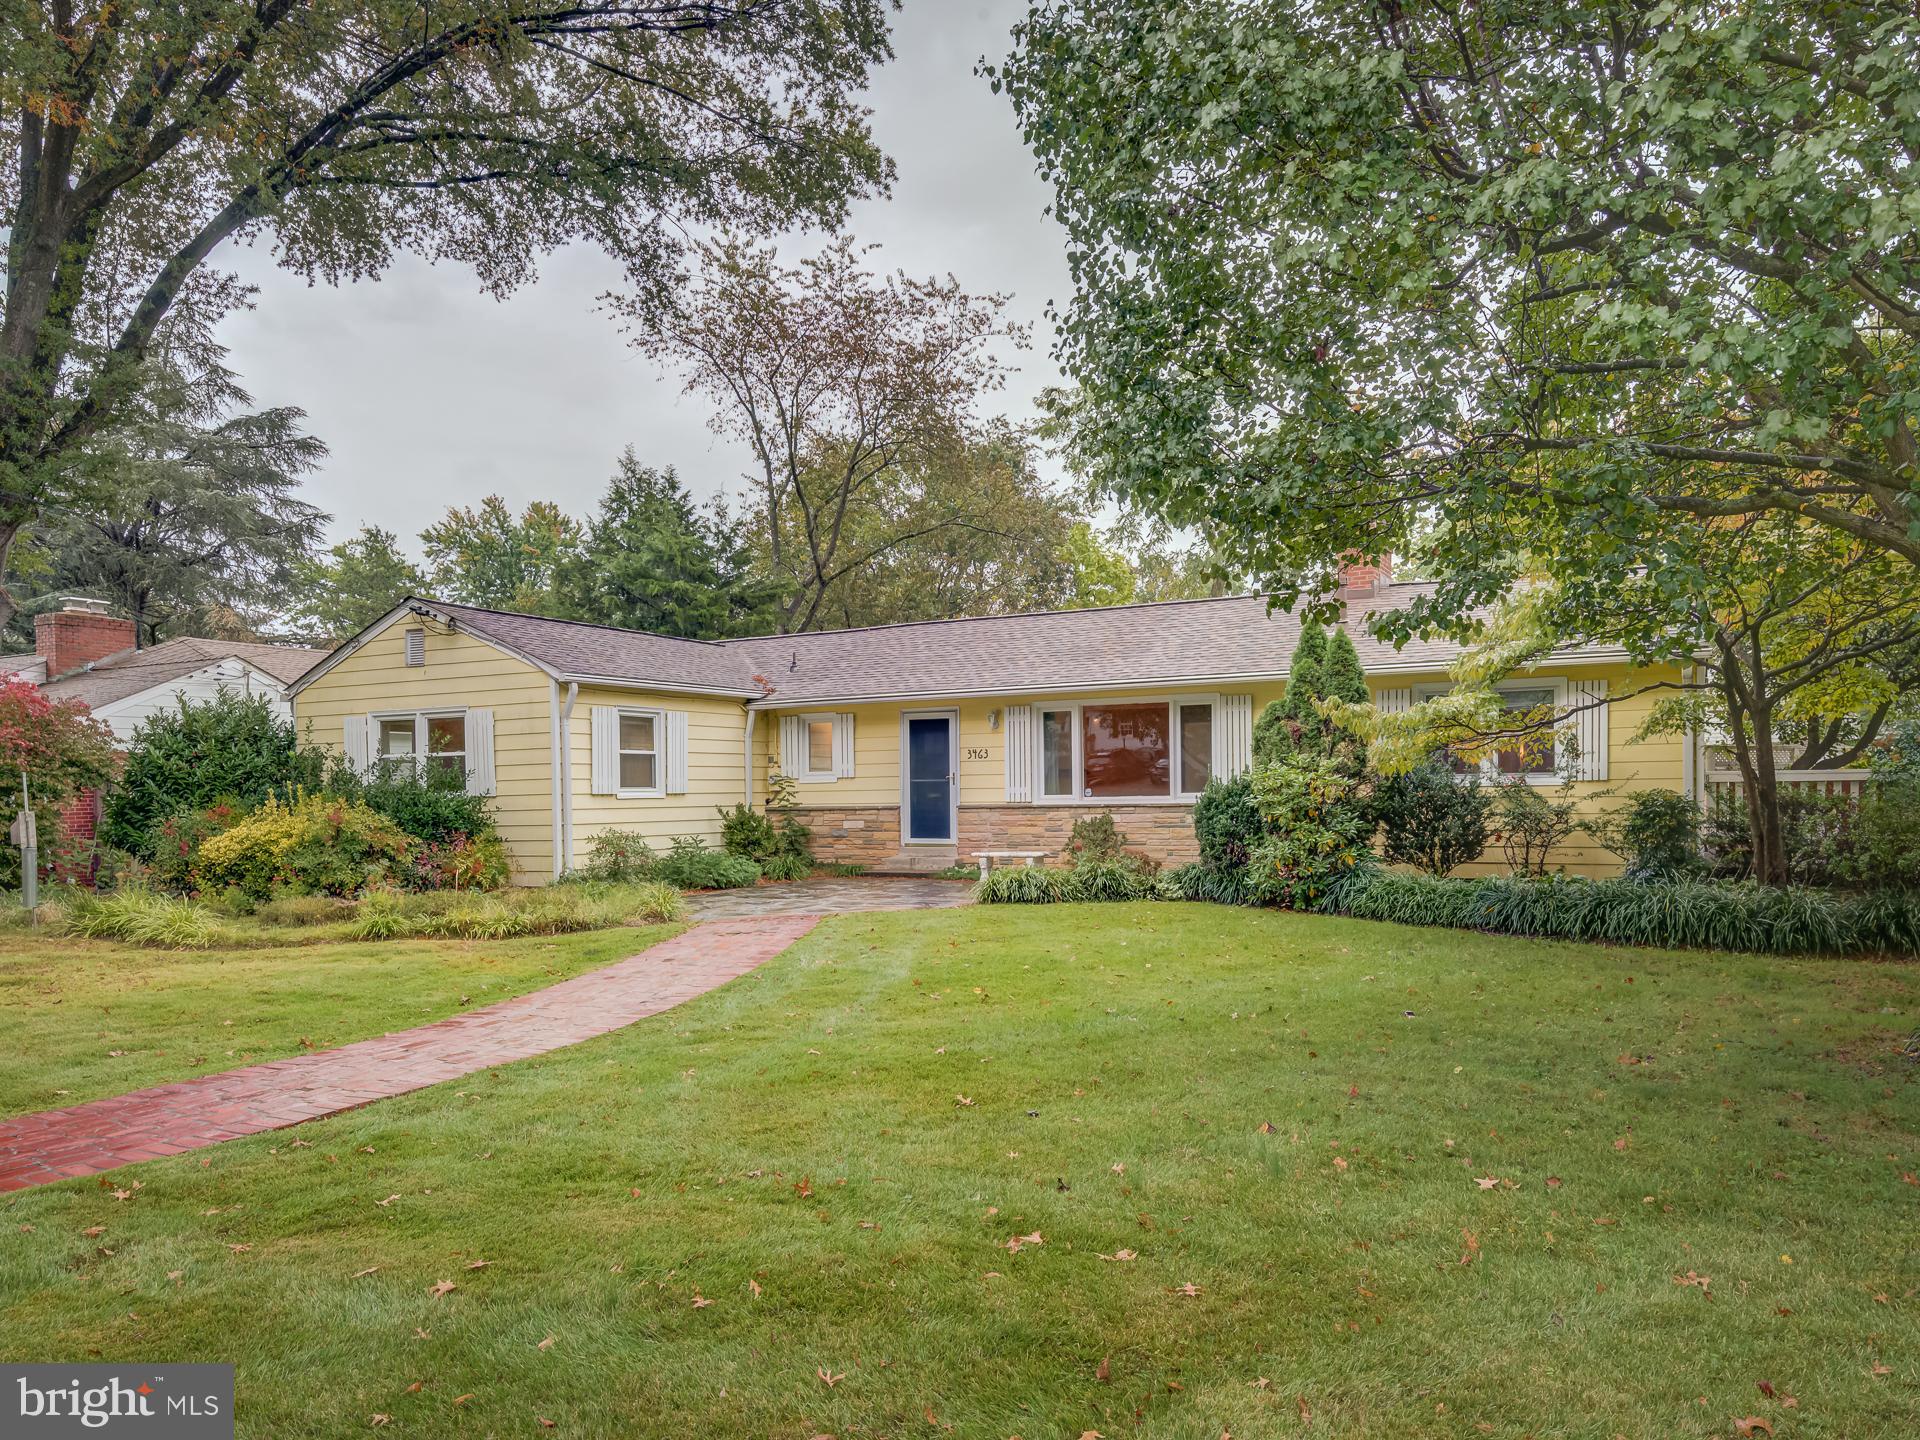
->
[1321,869,1920,956]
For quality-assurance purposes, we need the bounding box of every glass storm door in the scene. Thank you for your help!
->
[905,715,955,842]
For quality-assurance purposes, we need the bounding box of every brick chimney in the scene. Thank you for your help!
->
[35,598,137,678]
[1338,552,1394,591]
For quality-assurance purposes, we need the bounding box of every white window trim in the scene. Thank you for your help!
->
[1412,679,1570,786]
[372,708,469,778]
[793,712,841,785]
[1031,693,1218,806]
[614,706,666,799]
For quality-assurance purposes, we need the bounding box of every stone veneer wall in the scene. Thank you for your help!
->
[958,804,1200,866]
[799,803,1202,868]
[794,806,903,866]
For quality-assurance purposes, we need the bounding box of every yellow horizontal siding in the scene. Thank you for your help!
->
[1382,662,1687,878]
[293,621,557,884]
[566,687,751,868]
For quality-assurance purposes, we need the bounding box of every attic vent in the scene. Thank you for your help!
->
[404,628,426,666]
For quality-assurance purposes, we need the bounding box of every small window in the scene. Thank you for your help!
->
[1493,687,1557,776]
[378,717,417,760]
[1179,703,1213,793]
[619,711,659,792]
[404,628,425,666]
[1082,702,1171,798]
[1039,709,1074,797]
[807,719,835,775]
[425,713,466,782]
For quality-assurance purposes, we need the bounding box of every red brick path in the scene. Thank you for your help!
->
[0,916,816,1193]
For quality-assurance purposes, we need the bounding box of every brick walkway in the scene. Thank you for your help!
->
[0,916,815,1193]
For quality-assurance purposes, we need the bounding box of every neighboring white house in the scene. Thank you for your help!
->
[17,598,327,743]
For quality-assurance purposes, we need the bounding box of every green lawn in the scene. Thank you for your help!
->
[0,924,682,1115]
[2,904,1915,1438]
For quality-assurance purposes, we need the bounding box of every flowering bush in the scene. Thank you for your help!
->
[192,792,415,899]
[412,832,512,891]
[147,802,246,893]
[0,676,118,888]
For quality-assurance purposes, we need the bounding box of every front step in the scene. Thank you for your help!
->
[869,847,960,875]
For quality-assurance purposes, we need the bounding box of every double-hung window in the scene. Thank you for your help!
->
[617,710,663,795]
[376,710,467,783]
[1414,681,1564,781]
[1037,697,1214,801]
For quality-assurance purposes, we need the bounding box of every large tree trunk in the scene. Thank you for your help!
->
[1717,643,1790,887]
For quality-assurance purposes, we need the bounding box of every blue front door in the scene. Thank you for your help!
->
[905,715,954,842]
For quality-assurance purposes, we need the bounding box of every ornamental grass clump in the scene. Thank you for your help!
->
[62,887,226,949]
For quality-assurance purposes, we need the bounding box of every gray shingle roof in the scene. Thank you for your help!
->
[401,588,1624,707]
[41,637,330,710]
[722,588,1469,705]
[435,603,762,695]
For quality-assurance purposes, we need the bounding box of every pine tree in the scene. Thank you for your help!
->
[1319,627,1369,704]
[1253,621,1329,765]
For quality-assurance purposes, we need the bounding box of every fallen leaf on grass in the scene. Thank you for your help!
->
[1298,1395,1312,1426]
[464,1259,490,1271]
[817,1367,845,1388]
[1332,1156,1348,1173]
[227,1244,252,1254]
[451,1395,473,1406]
[794,1176,813,1199]
[1097,1249,1137,1262]
[1474,1177,1499,1190]
[691,1295,713,1309]
[1673,1271,1712,1294]
[1175,1282,1202,1297]
[538,1335,555,1350]
[748,1278,762,1298]
[537,1419,555,1429]
[376,1195,400,1207]
[955,1095,975,1108]
[1733,1419,1773,1437]
[1459,1230,1479,1265]
[352,1266,380,1279]
[1004,1232,1044,1254]
[428,1280,456,1299]
[82,1226,105,1238]
[368,1417,390,1428]
[1095,1356,1110,1383]
[404,1382,423,1395]
[1871,1363,1892,1377]
[1546,1176,1562,1190]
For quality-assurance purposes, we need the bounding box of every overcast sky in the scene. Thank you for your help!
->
[216,0,1067,550]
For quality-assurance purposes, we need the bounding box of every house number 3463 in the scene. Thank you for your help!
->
[964,747,991,761]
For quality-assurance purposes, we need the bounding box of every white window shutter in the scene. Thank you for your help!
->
[778,715,804,778]
[342,714,370,776]
[465,708,496,796]
[1003,704,1034,801]
[833,713,856,778]
[1376,686,1414,714]
[666,710,690,794]
[1568,679,1610,780]
[1213,694,1253,780]
[590,706,619,795]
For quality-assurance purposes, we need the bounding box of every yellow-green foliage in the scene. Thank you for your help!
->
[194,792,415,900]
[61,887,226,949]
[346,881,686,942]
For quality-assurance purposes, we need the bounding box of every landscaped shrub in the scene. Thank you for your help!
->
[718,802,781,861]
[323,756,497,848]
[1064,812,1128,863]
[412,832,513,891]
[346,881,686,942]
[1491,778,1585,876]
[145,802,246,894]
[1587,788,1702,881]
[1323,869,1917,956]
[105,691,320,857]
[974,864,1076,904]
[62,887,225,949]
[0,675,119,890]
[1373,761,1490,876]
[1069,857,1157,901]
[1843,779,1920,890]
[1702,787,1854,886]
[760,851,813,882]
[1167,860,1257,905]
[1247,753,1373,908]
[193,793,415,900]
[577,828,655,882]
[1191,774,1262,872]
[651,837,760,890]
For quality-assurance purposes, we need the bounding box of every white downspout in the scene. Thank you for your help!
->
[744,708,758,808]
[550,680,565,881]
[559,682,579,874]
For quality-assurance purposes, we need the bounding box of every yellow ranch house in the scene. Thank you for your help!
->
[289,565,1703,884]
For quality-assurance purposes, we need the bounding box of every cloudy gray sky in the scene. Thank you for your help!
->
[216,0,1067,549]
